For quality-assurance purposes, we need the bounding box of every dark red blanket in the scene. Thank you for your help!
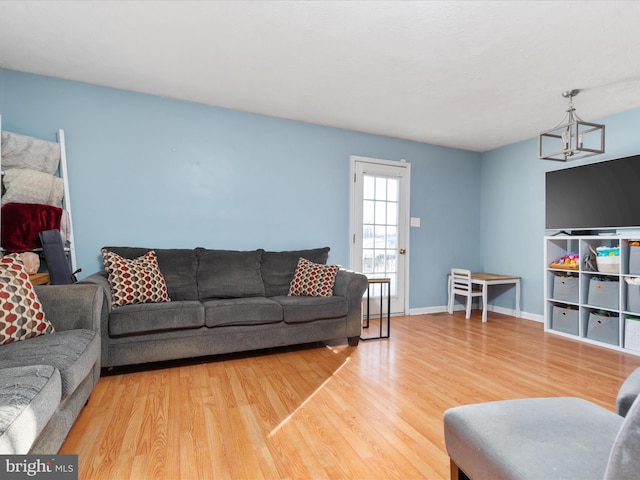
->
[1,202,63,252]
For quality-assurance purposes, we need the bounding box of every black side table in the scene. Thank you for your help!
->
[361,277,391,341]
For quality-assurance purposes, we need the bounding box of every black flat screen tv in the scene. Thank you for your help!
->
[545,154,640,232]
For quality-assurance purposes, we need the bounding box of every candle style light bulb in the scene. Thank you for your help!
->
[562,130,570,150]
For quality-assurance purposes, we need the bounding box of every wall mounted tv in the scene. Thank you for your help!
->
[545,154,640,232]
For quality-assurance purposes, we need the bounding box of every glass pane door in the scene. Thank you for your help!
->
[362,174,398,298]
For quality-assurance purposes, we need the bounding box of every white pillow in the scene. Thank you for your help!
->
[1,168,64,206]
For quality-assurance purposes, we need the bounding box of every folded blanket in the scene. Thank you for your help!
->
[1,130,60,175]
[1,168,64,207]
[1,202,64,252]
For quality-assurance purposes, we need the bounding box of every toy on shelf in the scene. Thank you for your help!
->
[551,251,580,270]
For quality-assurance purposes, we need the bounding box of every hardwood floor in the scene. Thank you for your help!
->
[60,312,640,479]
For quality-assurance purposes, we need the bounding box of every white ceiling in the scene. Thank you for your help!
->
[1,1,640,152]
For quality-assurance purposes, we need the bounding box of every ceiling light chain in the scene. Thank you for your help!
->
[539,89,605,162]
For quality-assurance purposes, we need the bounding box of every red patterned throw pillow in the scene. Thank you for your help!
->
[288,257,340,297]
[101,249,171,307]
[0,256,55,345]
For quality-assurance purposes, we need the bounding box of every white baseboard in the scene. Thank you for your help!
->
[409,306,446,315]
[408,305,543,323]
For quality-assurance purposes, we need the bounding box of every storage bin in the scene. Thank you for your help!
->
[626,279,640,312]
[587,277,619,309]
[624,316,640,351]
[551,305,579,335]
[596,255,620,274]
[629,246,640,275]
[587,311,619,345]
[552,274,579,303]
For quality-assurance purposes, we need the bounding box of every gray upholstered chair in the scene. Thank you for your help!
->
[443,368,640,480]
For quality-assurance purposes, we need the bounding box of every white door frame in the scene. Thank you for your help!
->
[349,155,411,315]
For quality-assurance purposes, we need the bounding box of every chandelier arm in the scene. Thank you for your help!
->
[571,110,585,122]
[546,112,573,131]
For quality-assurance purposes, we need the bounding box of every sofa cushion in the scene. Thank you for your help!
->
[0,329,99,400]
[288,258,339,297]
[0,255,55,345]
[203,297,283,327]
[109,300,204,336]
[272,295,348,323]
[444,397,623,480]
[0,365,61,454]
[101,249,171,307]
[261,247,330,297]
[104,247,199,301]
[196,249,265,299]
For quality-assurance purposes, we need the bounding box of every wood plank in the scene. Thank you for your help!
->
[60,312,640,479]
[29,273,51,285]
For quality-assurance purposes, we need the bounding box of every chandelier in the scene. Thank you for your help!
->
[538,89,605,161]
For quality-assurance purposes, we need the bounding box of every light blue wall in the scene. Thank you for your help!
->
[0,68,481,310]
[410,146,481,308]
[480,107,640,316]
[8,68,638,317]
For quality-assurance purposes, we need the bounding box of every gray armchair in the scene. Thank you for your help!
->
[443,368,640,480]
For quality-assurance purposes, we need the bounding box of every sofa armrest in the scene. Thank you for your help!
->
[617,367,640,417]
[333,269,369,339]
[34,284,103,334]
[333,269,368,298]
[78,271,113,311]
[77,272,113,368]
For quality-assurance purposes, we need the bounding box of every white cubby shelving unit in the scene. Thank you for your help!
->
[544,234,640,356]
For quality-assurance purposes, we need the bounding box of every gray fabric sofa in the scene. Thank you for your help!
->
[0,284,102,454]
[443,367,640,480]
[80,247,369,369]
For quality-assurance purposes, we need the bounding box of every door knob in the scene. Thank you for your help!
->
[399,249,406,255]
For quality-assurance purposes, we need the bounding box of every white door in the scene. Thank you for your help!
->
[351,156,410,314]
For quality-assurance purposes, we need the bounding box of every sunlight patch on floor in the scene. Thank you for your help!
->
[267,355,351,438]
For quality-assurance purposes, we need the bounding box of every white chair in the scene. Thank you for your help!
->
[448,268,484,319]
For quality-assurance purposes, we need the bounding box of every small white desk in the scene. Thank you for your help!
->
[448,273,521,323]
